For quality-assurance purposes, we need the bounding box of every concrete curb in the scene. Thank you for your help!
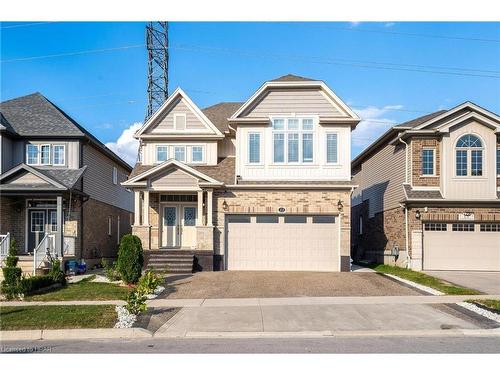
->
[0,328,152,341]
[0,300,125,307]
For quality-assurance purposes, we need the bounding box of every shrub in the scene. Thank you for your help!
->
[19,275,55,295]
[116,235,144,284]
[125,289,147,315]
[1,266,22,300]
[49,259,66,286]
[137,270,161,295]
[102,258,121,281]
[5,237,19,267]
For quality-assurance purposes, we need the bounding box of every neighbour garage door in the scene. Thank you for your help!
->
[423,222,500,271]
[226,214,339,272]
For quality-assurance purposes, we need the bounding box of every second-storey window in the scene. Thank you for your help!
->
[27,144,39,165]
[174,146,186,162]
[191,146,204,162]
[40,144,51,165]
[272,118,314,164]
[326,133,338,164]
[52,145,65,165]
[497,148,500,176]
[455,134,483,177]
[156,145,168,162]
[302,133,313,163]
[248,133,261,164]
[112,167,118,185]
[288,133,299,162]
[273,133,285,163]
[422,149,435,175]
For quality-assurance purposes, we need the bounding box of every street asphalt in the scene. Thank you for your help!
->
[2,336,499,353]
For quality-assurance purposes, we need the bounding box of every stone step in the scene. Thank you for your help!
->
[147,257,193,263]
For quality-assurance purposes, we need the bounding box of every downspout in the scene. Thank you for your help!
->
[398,136,411,269]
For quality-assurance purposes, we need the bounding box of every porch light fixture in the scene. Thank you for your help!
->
[222,200,229,211]
[337,200,343,212]
[415,210,421,220]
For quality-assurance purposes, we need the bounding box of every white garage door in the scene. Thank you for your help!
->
[423,222,500,271]
[226,214,339,272]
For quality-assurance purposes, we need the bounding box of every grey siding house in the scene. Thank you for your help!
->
[0,93,133,272]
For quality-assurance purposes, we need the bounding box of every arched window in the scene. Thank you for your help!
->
[455,134,483,177]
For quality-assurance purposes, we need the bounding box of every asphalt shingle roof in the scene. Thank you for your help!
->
[202,102,243,133]
[394,110,447,129]
[403,184,444,200]
[36,167,87,189]
[270,74,316,82]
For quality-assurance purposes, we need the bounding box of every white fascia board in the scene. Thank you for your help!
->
[437,112,500,132]
[135,87,223,137]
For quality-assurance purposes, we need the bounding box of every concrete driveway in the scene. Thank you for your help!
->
[162,271,420,299]
[425,271,500,294]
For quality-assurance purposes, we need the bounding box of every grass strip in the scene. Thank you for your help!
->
[466,299,500,313]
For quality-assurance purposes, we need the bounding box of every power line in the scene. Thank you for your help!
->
[0,22,58,29]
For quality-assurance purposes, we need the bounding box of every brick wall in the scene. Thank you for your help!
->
[411,137,441,187]
[82,198,132,265]
[0,196,25,252]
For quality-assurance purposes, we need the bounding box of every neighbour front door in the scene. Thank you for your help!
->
[162,206,179,247]
[181,206,197,248]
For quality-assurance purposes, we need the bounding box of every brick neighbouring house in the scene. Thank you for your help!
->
[123,74,359,272]
[0,93,133,272]
[351,102,500,271]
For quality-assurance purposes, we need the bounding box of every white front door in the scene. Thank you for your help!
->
[181,206,197,248]
[162,206,179,247]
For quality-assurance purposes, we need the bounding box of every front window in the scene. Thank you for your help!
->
[27,144,39,165]
[191,146,204,163]
[40,144,51,165]
[455,134,483,177]
[112,167,118,185]
[156,145,168,162]
[248,133,261,163]
[272,117,314,164]
[52,145,65,165]
[496,148,500,176]
[422,149,435,176]
[174,146,186,162]
[326,133,338,164]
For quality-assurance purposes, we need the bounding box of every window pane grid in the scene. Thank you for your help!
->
[302,133,313,163]
[273,133,284,163]
[174,147,186,162]
[456,150,468,176]
[53,145,65,165]
[471,150,483,176]
[424,223,447,231]
[249,133,260,163]
[156,146,168,162]
[327,134,338,163]
[287,133,299,162]
[27,145,39,165]
[452,223,475,232]
[480,223,500,232]
[422,149,434,175]
[192,146,203,162]
[40,145,51,165]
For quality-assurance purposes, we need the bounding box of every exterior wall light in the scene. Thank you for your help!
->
[337,200,344,212]
[222,200,229,211]
[415,210,421,220]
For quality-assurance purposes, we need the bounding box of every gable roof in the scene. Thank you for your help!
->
[0,93,132,171]
[270,74,316,82]
[135,87,224,137]
[202,102,243,133]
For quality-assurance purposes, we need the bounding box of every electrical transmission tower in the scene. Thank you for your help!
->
[145,21,169,121]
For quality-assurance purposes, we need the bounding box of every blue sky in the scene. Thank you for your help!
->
[1,21,499,165]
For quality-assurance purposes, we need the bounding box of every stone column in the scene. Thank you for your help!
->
[197,190,203,226]
[143,190,150,226]
[134,191,141,226]
[207,189,213,226]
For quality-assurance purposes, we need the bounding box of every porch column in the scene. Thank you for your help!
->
[206,189,213,226]
[143,190,150,226]
[56,195,63,258]
[134,191,141,226]
[197,190,203,226]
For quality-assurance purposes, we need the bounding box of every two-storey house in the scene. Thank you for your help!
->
[351,102,500,271]
[0,93,133,272]
[123,74,359,272]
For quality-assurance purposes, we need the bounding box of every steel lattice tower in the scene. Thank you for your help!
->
[145,21,169,121]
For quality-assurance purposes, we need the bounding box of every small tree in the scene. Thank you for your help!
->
[5,237,19,267]
[116,234,144,284]
[1,237,21,299]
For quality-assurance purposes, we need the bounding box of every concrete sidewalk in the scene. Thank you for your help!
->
[425,271,500,295]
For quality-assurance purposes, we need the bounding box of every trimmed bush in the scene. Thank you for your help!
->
[116,235,144,284]
[49,259,66,286]
[1,266,22,300]
[19,275,56,295]
[5,237,19,267]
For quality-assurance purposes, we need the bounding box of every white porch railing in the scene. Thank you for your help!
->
[0,232,10,265]
[33,234,56,274]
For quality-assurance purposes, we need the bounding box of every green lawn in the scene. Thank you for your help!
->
[0,305,117,330]
[467,299,500,313]
[24,278,130,301]
[369,264,481,295]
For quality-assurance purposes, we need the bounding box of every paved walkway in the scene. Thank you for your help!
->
[425,271,500,295]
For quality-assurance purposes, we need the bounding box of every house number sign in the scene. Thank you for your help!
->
[458,213,474,221]
[278,207,286,213]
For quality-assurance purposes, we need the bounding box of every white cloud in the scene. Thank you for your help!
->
[349,22,361,28]
[105,122,142,166]
[384,22,396,28]
[351,105,403,148]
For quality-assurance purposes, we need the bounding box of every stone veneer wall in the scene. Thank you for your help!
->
[411,137,441,187]
[82,198,132,266]
[212,189,352,271]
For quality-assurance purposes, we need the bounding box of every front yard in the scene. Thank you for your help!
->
[0,305,117,330]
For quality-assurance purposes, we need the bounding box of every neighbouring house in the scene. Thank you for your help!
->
[351,102,500,272]
[0,93,133,273]
[123,74,359,272]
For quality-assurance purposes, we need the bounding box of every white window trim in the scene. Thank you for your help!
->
[270,117,316,165]
[40,144,51,165]
[454,134,485,179]
[52,144,65,166]
[248,132,263,165]
[112,167,118,185]
[174,145,187,162]
[155,145,169,164]
[26,144,40,166]
[190,145,205,164]
[421,148,437,177]
[325,131,340,165]
[174,113,187,130]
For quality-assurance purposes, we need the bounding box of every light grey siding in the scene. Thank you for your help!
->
[1,135,14,174]
[241,88,343,118]
[352,143,406,217]
[82,144,133,212]
[150,169,198,188]
[147,97,207,134]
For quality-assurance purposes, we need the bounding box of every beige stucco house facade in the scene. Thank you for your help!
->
[351,102,500,271]
[123,74,359,272]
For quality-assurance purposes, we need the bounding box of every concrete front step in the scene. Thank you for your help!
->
[144,252,194,273]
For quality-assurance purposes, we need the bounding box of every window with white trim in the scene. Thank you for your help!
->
[497,148,500,176]
[52,145,65,166]
[156,145,168,163]
[27,144,39,165]
[26,144,65,166]
[326,133,338,164]
[455,134,483,177]
[174,114,186,130]
[112,167,118,185]
[40,144,51,165]
[271,117,314,164]
[248,133,261,164]
[174,146,186,162]
[191,146,204,163]
[422,149,435,176]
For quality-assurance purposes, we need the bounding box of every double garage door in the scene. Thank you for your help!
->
[423,222,500,271]
[226,214,339,272]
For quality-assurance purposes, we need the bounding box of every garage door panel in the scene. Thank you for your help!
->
[423,226,500,271]
[227,215,339,272]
